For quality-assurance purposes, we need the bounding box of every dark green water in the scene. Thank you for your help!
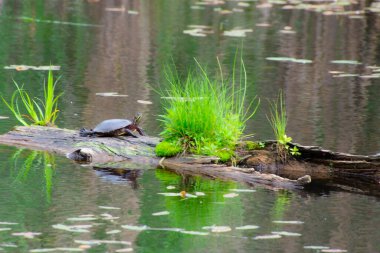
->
[0,1,379,252]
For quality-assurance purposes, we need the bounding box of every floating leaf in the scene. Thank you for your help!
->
[56,248,84,252]
[12,232,41,239]
[128,10,139,15]
[304,246,330,250]
[152,211,170,216]
[266,57,312,64]
[137,100,153,105]
[4,65,60,71]
[272,231,302,236]
[256,23,271,27]
[235,225,259,230]
[332,73,359,78]
[0,243,17,248]
[67,217,98,221]
[121,225,149,231]
[202,225,231,233]
[330,60,361,65]
[321,249,347,253]
[30,249,58,252]
[223,193,239,198]
[116,248,134,252]
[98,206,121,210]
[95,92,128,97]
[105,7,125,12]
[230,189,256,192]
[223,29,253,37]
[0,222,18,225]
[273,220,304,224]
[254,234,282,240]
[74,240,131,245]
[157,192,181,197]
[180,230,209,235]
[52,224,91,233]
[360,74,380,79]
[106,229,121,234]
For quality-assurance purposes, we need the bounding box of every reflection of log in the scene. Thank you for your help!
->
[0,126,310,190]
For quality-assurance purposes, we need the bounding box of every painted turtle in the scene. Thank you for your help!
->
[79,113,145,138]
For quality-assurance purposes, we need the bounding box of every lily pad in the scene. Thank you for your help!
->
[98,205,121,210]
[121,224,149,231]
[106,229,122,234]
[304,246,330,250]
[116,249,134,253]
[137,100,153,105]
[254,234,282,240]
[202,225,231,233]
[272,231,302,236]
[95,92,128,97]
[152,211,170,216]
[330,60,361,65]
[223,193,239,198]
[321,249,347,253]
[266,57,312,64]
[180,230,209,235]
[52,224,92,233]
[223,29,253,37]
[12,232,41,239]
[230,189,256,192]
[235,225,259,230]
[273,220,304,224]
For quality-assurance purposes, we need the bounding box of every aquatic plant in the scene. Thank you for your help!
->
[2,70,63,127]
[267,91,297,162]
[156,55,259,161]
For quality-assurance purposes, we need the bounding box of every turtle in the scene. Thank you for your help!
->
[79,113,145,138]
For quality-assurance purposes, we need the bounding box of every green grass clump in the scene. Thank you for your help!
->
[215,149,234,163]
[267,91,298,162]
[156,55,259,160]
[155,141,183,157]
[1,70,63,127]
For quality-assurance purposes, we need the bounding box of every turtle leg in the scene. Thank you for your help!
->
[136,127,145,136]
[125,129,139,138]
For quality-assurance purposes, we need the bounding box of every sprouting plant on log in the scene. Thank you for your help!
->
[267,91,300,162]
[1,70,63,127]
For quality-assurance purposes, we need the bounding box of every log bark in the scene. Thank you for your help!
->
[0,126,310,190]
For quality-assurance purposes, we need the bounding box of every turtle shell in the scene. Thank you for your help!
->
[93,119,132,133]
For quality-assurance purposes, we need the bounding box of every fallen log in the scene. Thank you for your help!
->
[0,126,379,194]
[0,126,309,190]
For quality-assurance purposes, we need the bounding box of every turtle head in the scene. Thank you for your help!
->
[133,113,142,126]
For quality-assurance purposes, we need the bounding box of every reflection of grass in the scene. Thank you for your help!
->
[11,150,55,202]
[156,56,259,160]
[2,70,63,126]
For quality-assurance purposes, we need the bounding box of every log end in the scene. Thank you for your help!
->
[66,148,95,163]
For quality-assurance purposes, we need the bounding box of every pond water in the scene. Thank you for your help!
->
[0,0,379,252]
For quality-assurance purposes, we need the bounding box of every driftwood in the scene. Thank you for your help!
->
[0,126,310,190]
[0,126,379,194]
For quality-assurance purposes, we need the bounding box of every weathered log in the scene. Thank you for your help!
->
[0,126,310,190]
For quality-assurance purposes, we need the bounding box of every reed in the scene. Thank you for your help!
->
[267,91,292,162]
[2,70,63,126]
